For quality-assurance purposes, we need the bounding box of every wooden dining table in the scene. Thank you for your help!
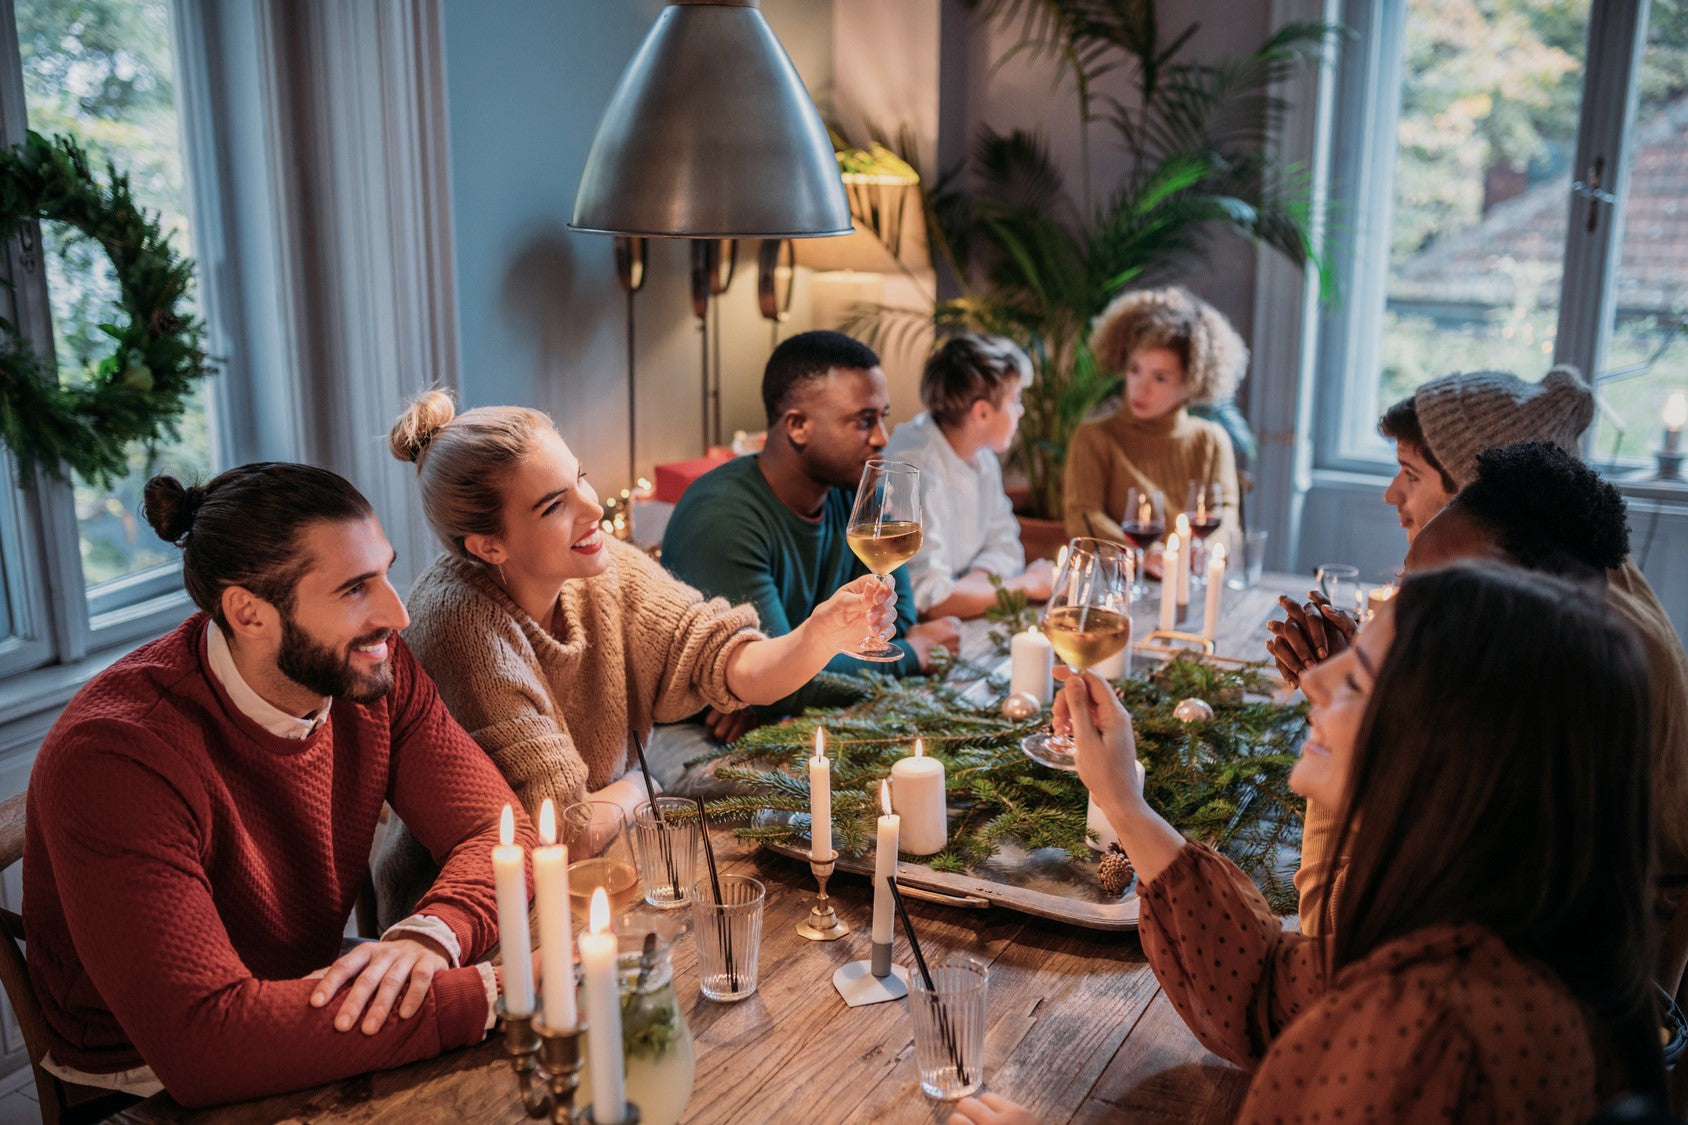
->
[112,573,1316,1125]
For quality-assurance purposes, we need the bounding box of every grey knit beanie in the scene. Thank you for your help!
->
[1413,365,1594,489]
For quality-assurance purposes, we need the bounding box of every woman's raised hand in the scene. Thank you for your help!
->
[1054,669,1143,813]
[809,573,897,650]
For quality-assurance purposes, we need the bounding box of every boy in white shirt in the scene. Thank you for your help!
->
[884,334,1055,619]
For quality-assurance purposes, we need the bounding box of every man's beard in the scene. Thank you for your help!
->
[277,614,395,704]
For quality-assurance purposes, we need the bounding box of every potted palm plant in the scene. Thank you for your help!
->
[849,1,1332,533]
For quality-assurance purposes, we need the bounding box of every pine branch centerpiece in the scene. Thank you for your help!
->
[692,655,1309,914]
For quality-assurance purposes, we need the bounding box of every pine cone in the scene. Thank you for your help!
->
[1098,843,1134,896]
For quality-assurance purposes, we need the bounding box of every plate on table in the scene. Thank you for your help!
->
[751,809,1139,931]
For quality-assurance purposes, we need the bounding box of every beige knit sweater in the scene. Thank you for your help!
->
[1062,407,1240,556]
[373,539,762,923]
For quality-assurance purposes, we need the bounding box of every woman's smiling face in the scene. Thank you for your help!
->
[1289,602,1396,809]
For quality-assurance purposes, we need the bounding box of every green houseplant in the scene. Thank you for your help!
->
[851,1,1332,521]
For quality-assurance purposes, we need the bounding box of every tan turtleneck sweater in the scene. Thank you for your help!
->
[372,539,762,924]
[1062,406,1240,554]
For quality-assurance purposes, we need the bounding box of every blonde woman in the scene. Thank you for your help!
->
[373,392,890,922]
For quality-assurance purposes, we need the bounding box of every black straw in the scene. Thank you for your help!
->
[695,798,738,991]
[632,733,680,900]
[887,876,966,1082]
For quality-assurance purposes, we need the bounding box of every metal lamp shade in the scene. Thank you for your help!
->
[571,1,851,239]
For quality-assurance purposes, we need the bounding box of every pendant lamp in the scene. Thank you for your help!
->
[571,0,851,239]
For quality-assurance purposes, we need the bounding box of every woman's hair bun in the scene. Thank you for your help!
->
[389,390,457,464]
[142,475,205,544]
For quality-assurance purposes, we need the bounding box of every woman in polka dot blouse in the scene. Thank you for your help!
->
[956,564,1665,1124]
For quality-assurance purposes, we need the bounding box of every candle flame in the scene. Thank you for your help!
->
[1174,512,1191,537]
[1137,496,1150,524]
[538,799,556,846]
[914,737,924,758]
[1372,584,1397,602]
[880,779,893,817]
[1166,532,1180,555]
[499,804,514,847]
[814,726,826,763]
[589,886,609,933]
[1212,542,1227,564]
[1055,545,1069,572]
[1667,391,1688,430]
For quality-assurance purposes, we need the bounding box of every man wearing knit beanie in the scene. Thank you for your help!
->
[1413,364,1595,490]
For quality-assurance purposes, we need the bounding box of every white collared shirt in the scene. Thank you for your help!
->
[883,413,1027,612]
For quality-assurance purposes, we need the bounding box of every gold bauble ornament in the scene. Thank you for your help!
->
[1172,697,1215,723]
[1001,691,1042,721]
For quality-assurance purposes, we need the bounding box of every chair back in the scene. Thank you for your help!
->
[0,790,140,1124]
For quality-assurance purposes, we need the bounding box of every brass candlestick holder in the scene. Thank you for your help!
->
[496,1001,642,1123]
[795,849,849,941]
[1135,628,1216,657]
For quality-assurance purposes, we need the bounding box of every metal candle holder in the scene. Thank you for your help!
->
[495,1001,642,1123]
[1135,628,1217,657]
[795,849,850,941]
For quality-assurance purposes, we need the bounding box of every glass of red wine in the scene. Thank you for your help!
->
[1185,481,1224,579]
[1119,487,1164,600]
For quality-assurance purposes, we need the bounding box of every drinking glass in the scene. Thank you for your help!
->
[1118,487,1164,600]
[1228,529,1269,590]
[1022,538,1133,771]
[1315,563,1364,618]
[691,874,765,1001]
[631,798,701,910]
[844,459,923,662]
[1184,480,1224,578]
[909,955,989,1100]
[561,800,641,917]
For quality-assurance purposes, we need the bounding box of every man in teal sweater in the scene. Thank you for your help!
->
[664,331,961,737]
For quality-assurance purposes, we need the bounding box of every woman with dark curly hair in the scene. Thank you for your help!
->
[956,563,1665,1123]
[1061,286,1248,559]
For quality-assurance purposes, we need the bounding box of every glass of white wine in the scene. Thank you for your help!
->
[844,459,923,663]
[1022,538,1134,771]
[561,800,641,917]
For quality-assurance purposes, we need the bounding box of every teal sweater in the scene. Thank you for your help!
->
[661,455,919,716]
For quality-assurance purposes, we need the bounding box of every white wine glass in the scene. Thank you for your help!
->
[844,459,923,663]
[561,800,641,917]
[1022,538,1133,771]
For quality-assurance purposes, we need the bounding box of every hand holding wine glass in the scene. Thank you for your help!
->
[844,459,923,662]
[1022,538,1133,771]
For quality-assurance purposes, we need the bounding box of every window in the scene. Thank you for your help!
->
[1317,0,1687,469]
[0,0,220,674]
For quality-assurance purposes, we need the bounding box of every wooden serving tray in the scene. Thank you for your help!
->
[753,809,1139,931]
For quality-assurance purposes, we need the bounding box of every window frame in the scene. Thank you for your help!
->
[1311,0,1651,476]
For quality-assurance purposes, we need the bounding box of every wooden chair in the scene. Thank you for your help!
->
[0,791,141,1124]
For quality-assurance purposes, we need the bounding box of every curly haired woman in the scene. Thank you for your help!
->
[1062,287,1248,558]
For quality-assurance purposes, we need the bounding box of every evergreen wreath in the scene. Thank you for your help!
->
[0,131,213,487]
[693,653,1310,914]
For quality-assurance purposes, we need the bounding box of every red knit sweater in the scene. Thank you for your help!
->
[23,614,536,1107]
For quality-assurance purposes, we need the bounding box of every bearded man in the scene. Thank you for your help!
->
[23,462,534,1107]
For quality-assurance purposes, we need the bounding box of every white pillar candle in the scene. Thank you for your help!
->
[871,780,900,945]
[579,888,626,1125]
[1159,534,1180,633]
[809,728,832,861]
[492,804,534,1018]
[533,800,576,1030]
[1202,542,1227,640]
[1665,392,1687,454]
[1173,514,1192,609]
[1009,627,1054,706]
[890,738,947,856]
[1092,646,1128,680]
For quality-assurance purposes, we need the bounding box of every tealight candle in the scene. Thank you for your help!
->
[579,887,626,1124]
[1366,583,1397,621]
[533,800,576,1030]
[492,805,534,1018]
[1202,542,1227,640]
[1010,627,1054,706]
[809,728,832,861]
[1159,533,1180,633]
[871,781,899,952]
[890,738,947,856]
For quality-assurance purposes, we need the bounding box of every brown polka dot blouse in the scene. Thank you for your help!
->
[1139,842,1602,1122]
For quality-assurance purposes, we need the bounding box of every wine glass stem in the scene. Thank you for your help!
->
[865,573,891,647]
